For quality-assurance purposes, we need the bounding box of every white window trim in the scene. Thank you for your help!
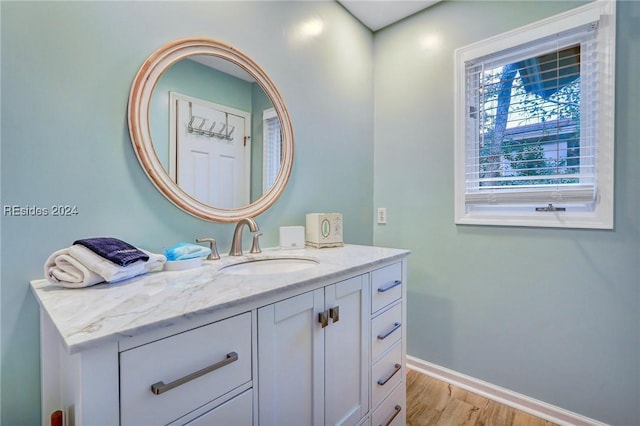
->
[454,0,616,229]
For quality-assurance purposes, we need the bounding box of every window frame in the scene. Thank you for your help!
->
[262,107,281,193]
[454,0,616,229]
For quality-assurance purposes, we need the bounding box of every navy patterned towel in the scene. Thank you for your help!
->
[73,237,149,267]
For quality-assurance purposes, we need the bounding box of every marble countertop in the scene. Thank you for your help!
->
[31,244,409,354]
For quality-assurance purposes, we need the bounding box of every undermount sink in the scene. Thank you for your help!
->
[219,257,319,275]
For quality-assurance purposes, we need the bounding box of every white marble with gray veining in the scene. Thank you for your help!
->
[31,244,409,354]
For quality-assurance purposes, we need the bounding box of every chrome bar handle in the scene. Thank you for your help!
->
[377,280,401,293]
[379,405,402,426]
[329,306,339,323]
[377,363,402,386]
[377,322,401,340]
[318,310,329,328]
[150,352,238,395]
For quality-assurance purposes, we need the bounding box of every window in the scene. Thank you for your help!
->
[262,108,282,192]
[454,0,615,229]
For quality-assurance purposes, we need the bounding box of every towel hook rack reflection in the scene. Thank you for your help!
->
[186,102,235,141]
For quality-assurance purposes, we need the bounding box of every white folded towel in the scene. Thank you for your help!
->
[45,245,166,288]
[45,249,104,288]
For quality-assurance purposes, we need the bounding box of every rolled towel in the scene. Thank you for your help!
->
[68,245,165,283]
[73,237,149,266]
[44,246,166,288]
[45,248,104,289]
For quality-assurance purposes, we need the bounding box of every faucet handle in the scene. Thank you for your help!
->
[250,232,263,254]
[195,237,221,260]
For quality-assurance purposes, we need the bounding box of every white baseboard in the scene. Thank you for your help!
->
[407,355,608,426]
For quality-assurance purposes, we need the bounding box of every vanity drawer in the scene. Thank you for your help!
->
[372,302,402,361]
[372,341,403,409]
[371,383,405,426]
[371,263,402,314]
[120,312,252,426]
[184,388,253,425]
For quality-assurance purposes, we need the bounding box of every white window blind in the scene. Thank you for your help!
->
[454,0,615,229]
[262,108,281,193]
[465,24,598,206]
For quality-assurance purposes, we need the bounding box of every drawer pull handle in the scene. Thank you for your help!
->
[379,404,402,426]
[377,280,401,293]
[150,351,238,395]
[329,306,340,323]
[377,363,401,386]
[377,322,401,340]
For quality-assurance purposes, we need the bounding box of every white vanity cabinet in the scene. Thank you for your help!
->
[257,274,370,426]
[38,310,255,426]
[32,245,409,426]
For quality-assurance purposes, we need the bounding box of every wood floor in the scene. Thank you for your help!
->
[406,369,558,426]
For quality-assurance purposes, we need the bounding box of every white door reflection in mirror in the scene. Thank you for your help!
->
[170,92,251,208]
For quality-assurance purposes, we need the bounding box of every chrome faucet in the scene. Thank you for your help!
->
[229,218,263,256]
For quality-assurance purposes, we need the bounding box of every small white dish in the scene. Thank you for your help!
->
[163,257,203,271]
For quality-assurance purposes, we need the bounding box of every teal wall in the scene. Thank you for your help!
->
[0,2,373,424]
[373,1,640,425]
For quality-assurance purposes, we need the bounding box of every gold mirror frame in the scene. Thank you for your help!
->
[128,38,294,223]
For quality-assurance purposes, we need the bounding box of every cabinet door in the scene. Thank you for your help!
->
[325,275,370,426]
[258,289,325,426]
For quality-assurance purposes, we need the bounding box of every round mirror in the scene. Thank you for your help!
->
[128,38,294,222]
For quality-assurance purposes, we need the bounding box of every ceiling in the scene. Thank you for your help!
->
[337,0,441,31]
